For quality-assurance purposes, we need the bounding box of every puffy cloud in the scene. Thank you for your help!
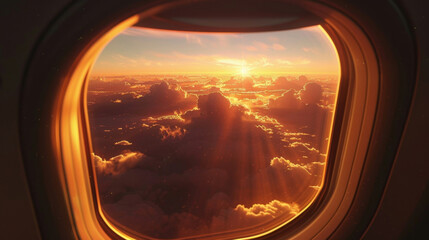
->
[270,76,301,90]
[89,81,197,118]
[270,157,311,175]
[298,75,309,83]
[223,77,255,90]
[268,90,300,109]
[210,200,299,232]
[299,82,323,105]
[270,156,325,177]
[93,152,143,175]
[114,140,132,146]
[198,92,231,118]
[236,155,325,205]
[266,81,331,137]
[234,200,298,218]
[270,156,324,177]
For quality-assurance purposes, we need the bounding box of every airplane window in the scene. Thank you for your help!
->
[86,24,340,239]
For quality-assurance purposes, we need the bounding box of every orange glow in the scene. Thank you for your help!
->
[239,65,250,77]
[91,24,339,76]
[52,0,385,237]
[50,8,339,236]
[84,23,341,239]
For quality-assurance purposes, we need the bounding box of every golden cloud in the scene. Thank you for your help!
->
[114,140,132,146]
[93,152,143,175]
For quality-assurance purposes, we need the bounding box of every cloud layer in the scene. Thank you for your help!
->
[88,75,336,238]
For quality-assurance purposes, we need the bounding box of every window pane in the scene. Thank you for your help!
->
[87,25,340,239]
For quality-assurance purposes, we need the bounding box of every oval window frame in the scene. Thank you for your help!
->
[19,0,395,239]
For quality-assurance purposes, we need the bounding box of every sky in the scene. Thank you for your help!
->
[91,25,339,76]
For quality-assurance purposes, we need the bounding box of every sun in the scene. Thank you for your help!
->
[240,65,250,77]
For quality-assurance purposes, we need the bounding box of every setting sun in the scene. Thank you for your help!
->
[240,65,250,77]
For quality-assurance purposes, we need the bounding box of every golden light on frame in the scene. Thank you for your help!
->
[56,15,139,240]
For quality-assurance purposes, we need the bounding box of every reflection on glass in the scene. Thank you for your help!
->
[87,25,340,239]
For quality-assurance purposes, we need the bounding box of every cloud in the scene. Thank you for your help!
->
[289,142,319,154]
[210,200,299,232]
[276,58,311,65]
[102,195,168,237]
[122,27,202,41]
[272,43,286,50]
[237,154,322,203]
[101,189,300,238]
[269,156,325,177]
[159,125,186,141]
[301,47,320,55]
[90,82,330,238]
[153,52,273,73]
[198,92,232,118]
[121,27,180,38]
[266,81,330,135]
[88,78,137,92]
[215,58,246,66]
[112,54,154,67]
[89,81,198,118]
[205,192,232,217]
[121,27,238,48]
[242,41,286,52]
[114,140,132,146]
[269,80,323,106]
[270,157,311,175]
[234,200,298,218]
[299,82,323,105]
[93,152,143,175]
[269,76,302,91]
[268,90,300,109]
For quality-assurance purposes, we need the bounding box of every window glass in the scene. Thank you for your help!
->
[87,25,340,239]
